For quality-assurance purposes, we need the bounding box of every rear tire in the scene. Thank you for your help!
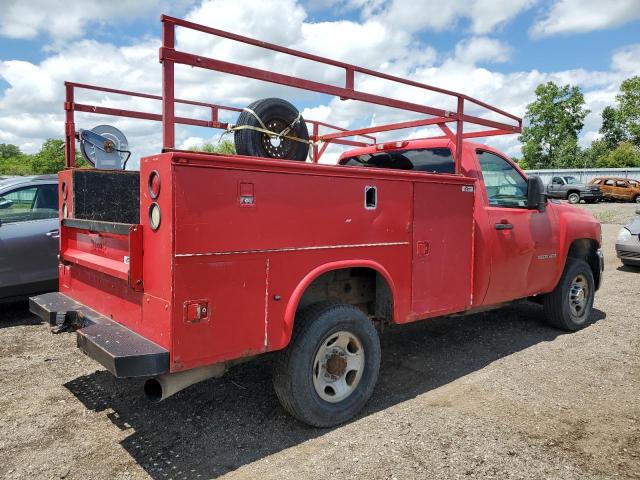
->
[234,98,309,161]
[567,192,580,204]
[273,302,381,427]
[543,259,595,331]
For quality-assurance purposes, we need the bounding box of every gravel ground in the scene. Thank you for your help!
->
[1,204,639,480]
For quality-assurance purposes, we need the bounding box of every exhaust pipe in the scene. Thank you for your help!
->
[144,363,228,402]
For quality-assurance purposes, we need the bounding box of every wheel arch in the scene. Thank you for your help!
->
[282,260,398,347]
[562,238,602,291]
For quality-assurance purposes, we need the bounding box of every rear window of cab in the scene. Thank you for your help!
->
[340,148,454,174]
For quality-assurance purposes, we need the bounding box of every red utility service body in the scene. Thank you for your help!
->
[55,139,599,374]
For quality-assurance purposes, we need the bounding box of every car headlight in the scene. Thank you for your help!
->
[617,228,632,242]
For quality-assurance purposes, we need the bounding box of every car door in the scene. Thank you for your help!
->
[601,179,615,199]
[616,180,631,201]
[476,150,559,305]
[548,177,564,198]
[0,183,59,296]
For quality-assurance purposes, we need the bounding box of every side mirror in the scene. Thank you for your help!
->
[527,175,546,212]
[0,197,13,209]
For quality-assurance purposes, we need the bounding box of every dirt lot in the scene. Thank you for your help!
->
[1,203,639,480]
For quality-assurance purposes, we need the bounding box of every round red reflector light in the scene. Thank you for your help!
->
[148,170,161,199]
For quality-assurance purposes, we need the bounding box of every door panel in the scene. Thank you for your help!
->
[411,181,475,317]
[475,150,559,305]
[0,184,59,292]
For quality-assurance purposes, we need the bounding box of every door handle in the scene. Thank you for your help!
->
[46,229,60,239]
[495,222,513,230]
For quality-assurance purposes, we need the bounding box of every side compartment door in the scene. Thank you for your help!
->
[476,150,559,305]
[411,181,475,317]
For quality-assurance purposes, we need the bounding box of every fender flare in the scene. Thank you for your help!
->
[281,259,398,345]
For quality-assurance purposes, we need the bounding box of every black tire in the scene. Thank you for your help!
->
[234,98,309,161]
[634,195,640,204]
[567,192,580,204]
[543,258,595,331]
[273,302,381,427]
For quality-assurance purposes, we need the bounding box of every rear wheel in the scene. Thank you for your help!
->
[567,192,580,204]
[634,195,640,203]
[543,259,595,331]
[273,302,381,427]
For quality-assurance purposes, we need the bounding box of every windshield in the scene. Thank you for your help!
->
[564,176,579,184]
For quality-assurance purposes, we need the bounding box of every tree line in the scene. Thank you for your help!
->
[0,139,88,175]
[518,75,640,169]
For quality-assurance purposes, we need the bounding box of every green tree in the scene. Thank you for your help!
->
[30,139,66,174]
[600,76,640,149]
[520,81,589,169]
[596,142,640,168]
[0,143,21,159]
[190,140,236,155]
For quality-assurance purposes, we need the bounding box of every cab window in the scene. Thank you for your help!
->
[0,184,58,224]
[341,148,454,173]
[629,180,639,188]
[552,177,563,184]
[605,179,615,186]
[477,150,528,208]
[616,181,627,187]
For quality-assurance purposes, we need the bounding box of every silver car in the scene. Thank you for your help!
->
[616,209,640,267]
[0,175,59,302]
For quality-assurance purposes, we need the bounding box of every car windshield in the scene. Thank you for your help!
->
[564,177,579,184]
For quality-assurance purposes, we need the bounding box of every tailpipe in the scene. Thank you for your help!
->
[144,363,228,402]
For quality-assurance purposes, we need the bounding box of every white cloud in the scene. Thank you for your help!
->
[356,0,536,34]
[531,0,640,37]
[0,0,163,41]
[611,44,640,74]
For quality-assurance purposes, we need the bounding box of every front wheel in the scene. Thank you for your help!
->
[567,192,581,204]
[634,195,640,203]
[273,302,381,427]
[543,259,595,331]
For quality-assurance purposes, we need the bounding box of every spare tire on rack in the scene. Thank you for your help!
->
[234,98,309,161]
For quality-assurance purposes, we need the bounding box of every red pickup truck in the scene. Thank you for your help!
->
[30,16,603,427]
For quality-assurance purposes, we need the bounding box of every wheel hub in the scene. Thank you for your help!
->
[325,353,347,377]
[313,331,365,403]
[568,273,589,317]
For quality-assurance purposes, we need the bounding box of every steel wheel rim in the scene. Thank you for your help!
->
[569,194,579,203]
[568,273,589,318]
[261,119,294,158]
[312,330,365,403]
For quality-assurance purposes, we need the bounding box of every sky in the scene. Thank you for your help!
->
[0,0,639,167]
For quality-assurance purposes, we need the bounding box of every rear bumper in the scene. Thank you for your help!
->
[29,292,169,378]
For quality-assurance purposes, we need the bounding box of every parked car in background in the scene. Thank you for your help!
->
[590,177,640,203]
[0,175,59,302]
[616,209,640,267]
[546,176,603,204]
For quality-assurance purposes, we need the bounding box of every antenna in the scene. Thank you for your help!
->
[78,125,130,170]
